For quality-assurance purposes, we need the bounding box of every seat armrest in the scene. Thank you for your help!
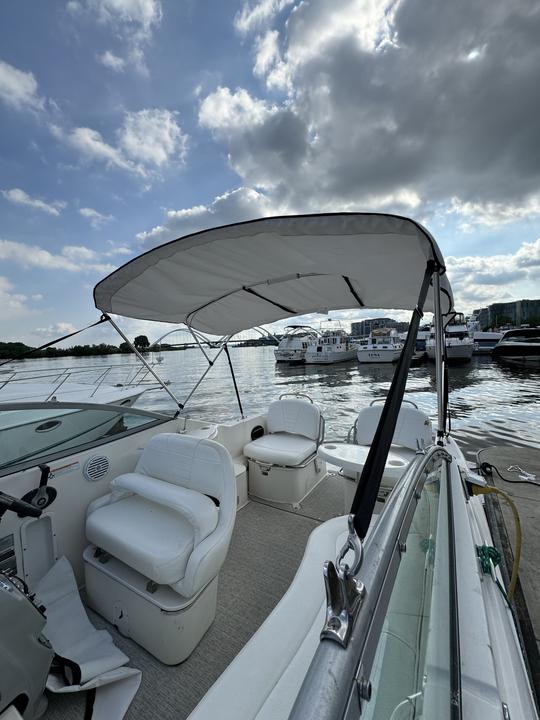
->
[112,473,218,545]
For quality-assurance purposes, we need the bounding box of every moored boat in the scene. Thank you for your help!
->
[357,328,403,363]
[274,325,319,364]
[426,312,474,363]
[492,327,540,366]
[304,328,357,364]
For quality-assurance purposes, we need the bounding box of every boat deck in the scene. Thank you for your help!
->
[480,445,540,699]
[45,473,346,720]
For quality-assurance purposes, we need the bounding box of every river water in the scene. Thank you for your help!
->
[10,348,539,461]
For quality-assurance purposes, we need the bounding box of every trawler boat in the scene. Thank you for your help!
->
[274,325,319,364]
[304,328,356,364]
[357,328,403,363]
[426,312,474,363]
[466,315,503,354]
[0,214,537,720]
[492,327,540,366]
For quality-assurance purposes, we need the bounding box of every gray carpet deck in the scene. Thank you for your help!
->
[44,498,327,720]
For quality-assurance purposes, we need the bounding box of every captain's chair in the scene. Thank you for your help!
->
[84,433,236,663]
[349,400,433,456]
[243,395,325,505]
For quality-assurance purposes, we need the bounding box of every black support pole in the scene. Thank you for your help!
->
[223,343,244,418]
[350,261,436,539]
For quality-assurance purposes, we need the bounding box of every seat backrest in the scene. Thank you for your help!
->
[267,398,321,441]
[354,405,432,450]
[136,433,234,504]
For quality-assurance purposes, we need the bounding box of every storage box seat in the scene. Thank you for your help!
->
[86,433,236,598]
[86,474,219,585]
[243,433,317,466]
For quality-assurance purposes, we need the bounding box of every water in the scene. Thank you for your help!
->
[7,348,539,461]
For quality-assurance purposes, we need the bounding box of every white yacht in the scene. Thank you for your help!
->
[357,328,403,363]
[0,214,537,720]
[426,312,474,363]
[304,328,356,364]
[467,315,503,354]
[274,325,319,364]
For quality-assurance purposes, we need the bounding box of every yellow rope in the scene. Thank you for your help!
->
[472,485,522,602]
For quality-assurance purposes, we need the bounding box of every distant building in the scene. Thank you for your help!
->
[473,299,540,329]
[351,317,409,337]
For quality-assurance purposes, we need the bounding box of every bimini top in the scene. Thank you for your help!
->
[94,213,454,335]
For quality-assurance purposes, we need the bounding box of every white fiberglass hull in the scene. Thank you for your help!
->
[304,349,357,364]
[274,350,306,364]
[0,382,145,406]
[357,348,401,363]
[426,342,474,362]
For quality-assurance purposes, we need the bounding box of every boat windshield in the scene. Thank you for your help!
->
[0,403,171,475]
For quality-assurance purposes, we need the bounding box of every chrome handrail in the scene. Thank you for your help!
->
[288,444,452,720]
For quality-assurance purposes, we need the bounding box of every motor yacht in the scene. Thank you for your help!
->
[304,327,356,364]
[492,327,540,366]
[357,328,403,363]
[274,325,320,364]
[0,214,536,720]
[426,312,474,363]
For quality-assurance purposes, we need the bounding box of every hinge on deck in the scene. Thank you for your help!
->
[321,515,365,647]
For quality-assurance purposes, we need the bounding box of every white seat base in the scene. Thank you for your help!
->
[248,456,326,506]
[83,545,218,665]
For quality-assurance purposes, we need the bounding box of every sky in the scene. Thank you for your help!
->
[0,0,539,347]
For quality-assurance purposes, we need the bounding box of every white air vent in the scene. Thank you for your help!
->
[84,455,110,482]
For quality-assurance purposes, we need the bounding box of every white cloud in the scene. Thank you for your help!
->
[84,0,162,75]
[2,188,66,216]
[35,321,78,337]
[52,109,188,177]
[97,50,125,72]
[446,238,540,310]
[253,30,281,78]
[0,59,44,112]
[137,187,279,247]
[0,239,114,273]
[449,195,540,230]
[79,207,115,227]
[234,0,293,35]
[0,277,31,319]
[199,87,273,132]
[118,109,188,167]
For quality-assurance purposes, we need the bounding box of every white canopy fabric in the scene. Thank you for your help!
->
[94,214,454,335]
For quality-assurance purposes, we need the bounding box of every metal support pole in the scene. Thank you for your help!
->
[103,314,184,411]
[433,272,446,443]
[189,327,213,365]
[181,340,229,407]
[223,343,244,418]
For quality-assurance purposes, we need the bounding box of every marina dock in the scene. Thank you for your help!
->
[479,445,540,696]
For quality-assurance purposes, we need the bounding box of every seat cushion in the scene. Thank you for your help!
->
[244,433,316,466]
[86,495,195,585]
[267,399,321,441]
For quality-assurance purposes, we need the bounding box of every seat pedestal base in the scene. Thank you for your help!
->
[248,457,325,505]
[83,545,218,665]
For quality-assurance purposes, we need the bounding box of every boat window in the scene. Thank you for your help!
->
[363,458,454,720]
[0,404,170,475]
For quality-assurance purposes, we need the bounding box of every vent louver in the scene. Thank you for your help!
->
[83,455,110,482]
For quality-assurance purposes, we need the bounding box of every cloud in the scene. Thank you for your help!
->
[0,59,44,113]
[0,239,114,273]
[234,0,294,35]
[35,321,78,337]
[97,50,125,72]
[200,0,540,217]
[118,109,188,167]
[79,207,115,227]
[0,277,31,319]
[446,238,540,309]
[137,186,279,246]
[52,108,188,177]
[449,194,540,230]
[2,188,66,216]
[81,0,162,76]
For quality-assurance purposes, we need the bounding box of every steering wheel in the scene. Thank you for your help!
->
[0,491,42,520]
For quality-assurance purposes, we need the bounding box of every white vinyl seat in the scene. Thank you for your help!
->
[244,398,322,467]
[243,397,325,505]
[86,433,236,598]
[352,403,432,453]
